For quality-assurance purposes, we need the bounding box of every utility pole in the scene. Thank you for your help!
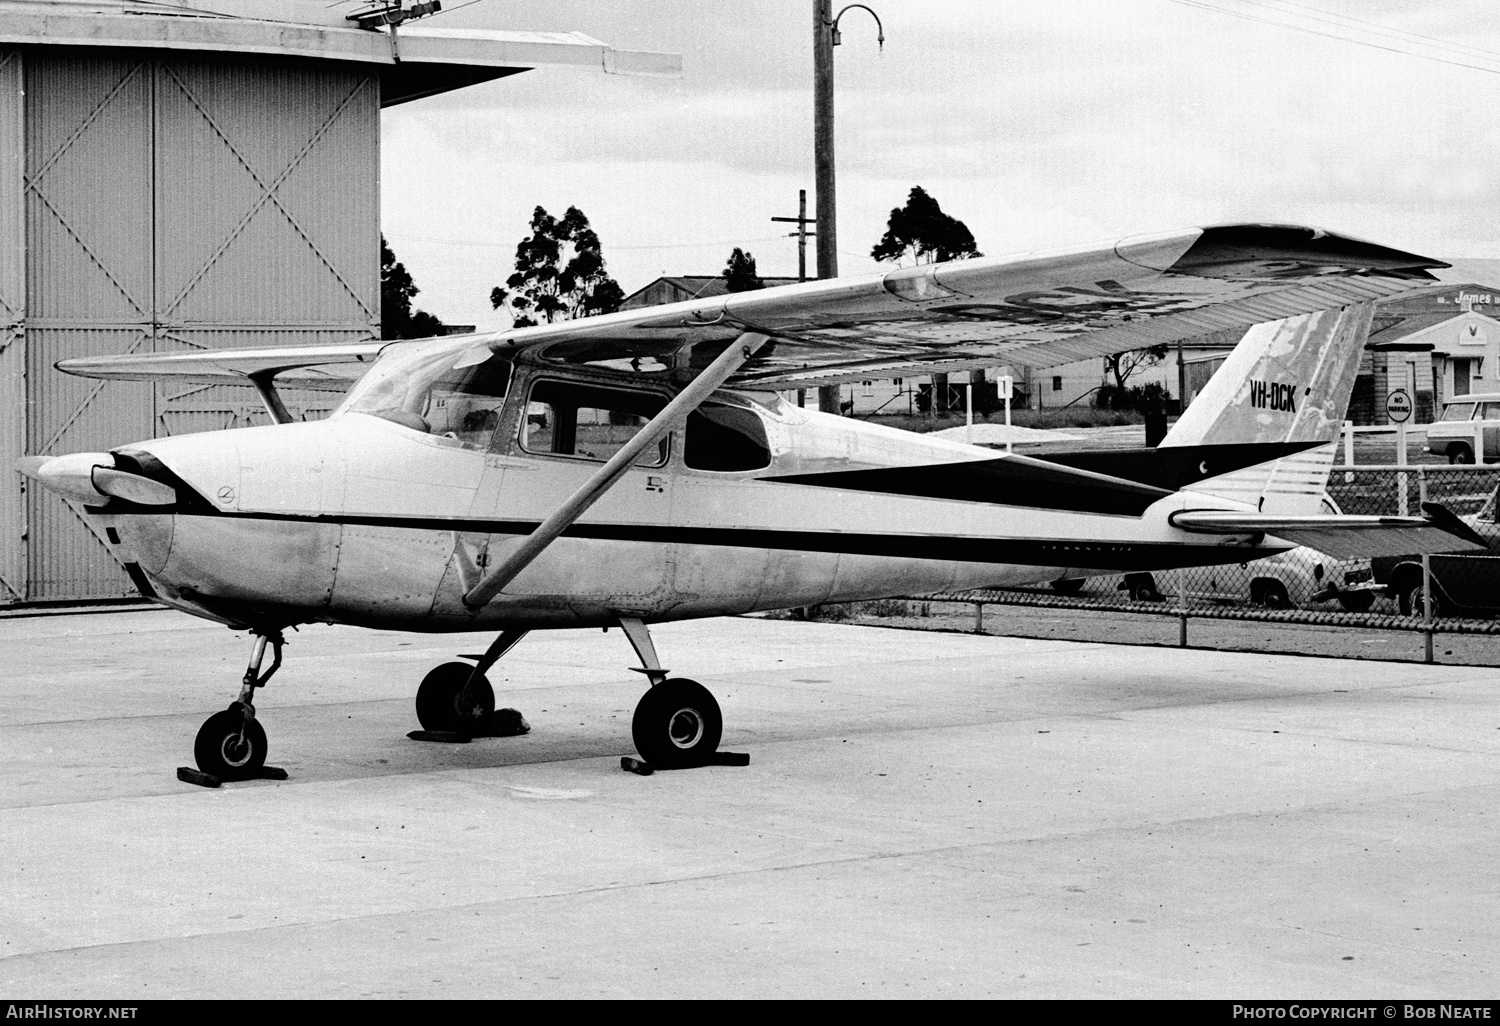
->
[813,0,840,414]
[813,1,883,415]
[771,189,814,283]
[773,189,816,407]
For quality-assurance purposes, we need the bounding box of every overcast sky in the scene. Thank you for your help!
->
[374,0,1500,332]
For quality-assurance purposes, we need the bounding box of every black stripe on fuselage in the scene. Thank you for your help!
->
[761,455,1174,517]
[1033,441,1325,491]
[102,504,1267,572]
[757,442,1326,514]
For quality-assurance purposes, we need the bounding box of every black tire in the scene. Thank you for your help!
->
[1450,444,1475,465]
[194,708,267,781]
[1258,580,1292,609]
[416,662,495,732]
[1337,590,1375,613]
[1404,585,1441,620]
[1049,578,1084,595]
[632,678,723,770]
[1125,574,1161,602]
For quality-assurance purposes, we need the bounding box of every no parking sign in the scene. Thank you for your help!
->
[1386,389,1412,423]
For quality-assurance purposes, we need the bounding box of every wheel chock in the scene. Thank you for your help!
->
[407,730,472,743]
[473,708,530,738]
[177,766,221,788]
[177,764,288,787]
[620,751,749,775]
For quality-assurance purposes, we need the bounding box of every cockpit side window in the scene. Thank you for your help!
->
[521,379,669,466]
[338,341,512,451]
[684,403,771,471]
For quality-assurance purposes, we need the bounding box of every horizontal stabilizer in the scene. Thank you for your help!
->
[1170,505,1487,560]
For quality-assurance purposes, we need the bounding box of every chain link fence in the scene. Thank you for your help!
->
[860,466,1500,662]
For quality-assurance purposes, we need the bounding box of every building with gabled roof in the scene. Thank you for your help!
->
[620,274,803,311]
[0,0,676,603]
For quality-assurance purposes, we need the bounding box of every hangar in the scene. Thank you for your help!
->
[0,0,676,605]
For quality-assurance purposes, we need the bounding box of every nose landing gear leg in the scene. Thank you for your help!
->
[180,629,288,787]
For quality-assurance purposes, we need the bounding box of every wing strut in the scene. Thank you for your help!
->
[249,372,293,425]
[462,332,771,609]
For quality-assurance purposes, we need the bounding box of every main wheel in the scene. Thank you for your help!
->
[1450,444,1475,465]
[416,662,495,732]
[194,708,267,781]
[632,678,723,770]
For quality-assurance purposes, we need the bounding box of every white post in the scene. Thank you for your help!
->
[1343,420,1354,483]
[965,380,973,445]
[998,374,1014,454]
[1397,419,1408,517]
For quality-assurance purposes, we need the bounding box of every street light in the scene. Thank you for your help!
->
[813,0,884,413]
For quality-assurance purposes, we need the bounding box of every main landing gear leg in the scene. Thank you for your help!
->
[618,617,732,771]
[189,628,285,782]
[412,629,531,739]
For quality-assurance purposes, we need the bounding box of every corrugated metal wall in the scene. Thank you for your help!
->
[11,48,379,603]
[151,55,378,439]
[0,50,24,604]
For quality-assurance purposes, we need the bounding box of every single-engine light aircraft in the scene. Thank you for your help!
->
[16,224,1486,779]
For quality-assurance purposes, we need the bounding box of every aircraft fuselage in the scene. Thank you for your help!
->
[74,374,1267,633]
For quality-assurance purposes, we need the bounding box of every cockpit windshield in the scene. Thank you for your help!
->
[335,339,513,451]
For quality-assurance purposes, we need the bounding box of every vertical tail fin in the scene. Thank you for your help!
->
[1162,302,1374,513]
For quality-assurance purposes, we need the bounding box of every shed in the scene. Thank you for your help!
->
[0,0,677,603]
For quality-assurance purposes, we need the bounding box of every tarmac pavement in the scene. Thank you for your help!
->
[1,608,1497,998]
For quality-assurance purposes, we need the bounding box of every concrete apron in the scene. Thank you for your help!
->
[0,610,1495,998]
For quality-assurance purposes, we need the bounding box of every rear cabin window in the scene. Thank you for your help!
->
[684,404,771,471]
[522,380,669,466]
[1443,402,1477,422]
[1483,402,1500,420]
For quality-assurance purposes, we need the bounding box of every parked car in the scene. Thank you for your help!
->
[1372,485,1500,617]
[1120,547,1377,612]
[1111,496,1377,612]
[1426,393,1500,464]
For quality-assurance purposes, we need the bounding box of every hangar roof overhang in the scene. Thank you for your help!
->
[0,2,681,106]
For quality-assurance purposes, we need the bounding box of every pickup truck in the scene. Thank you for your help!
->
[1372,486,1500,616]
[1427,394,1500,464]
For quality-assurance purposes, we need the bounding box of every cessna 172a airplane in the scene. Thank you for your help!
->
[15,223,1487,780]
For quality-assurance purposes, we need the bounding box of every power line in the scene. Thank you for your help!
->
[1264,0,1500,62]
[1164,0,1500,76]
[386,232,790,252]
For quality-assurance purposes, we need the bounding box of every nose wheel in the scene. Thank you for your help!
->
[194,707,268,779]
[186,628,284,784]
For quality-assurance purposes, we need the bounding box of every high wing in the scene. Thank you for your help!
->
[55,224,1445,389]
[492,223,1446,387]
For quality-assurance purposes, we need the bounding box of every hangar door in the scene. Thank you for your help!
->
[13,49,379,603]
